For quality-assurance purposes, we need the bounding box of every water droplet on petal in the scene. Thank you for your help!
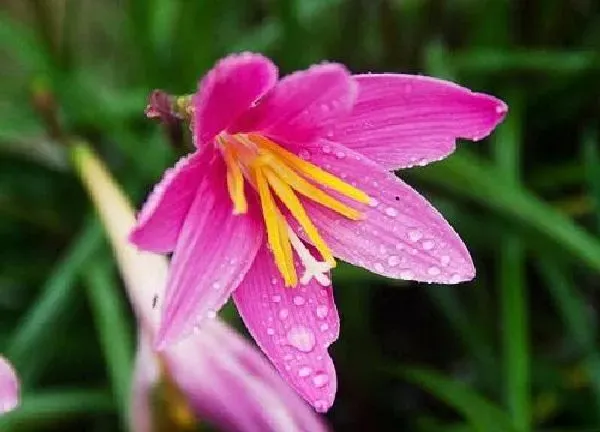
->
[272,295,281,303]
[212,281,221,290]
[387,255,400,267]
[293,295,306,306]
[428,266,441,276]
[385,207,398,217]
[266,327,275,335]
[400,270,414,280]
[271,277,278,285]
[314,400,328,412]
[441,255,451,266]
[316,305,329,318]
[496,104,507,114]
[322,145,331,154]
[287,326,316,352]
[299,150,311,160]
[417,158,428,167]
[298,366,312,377]
[408,229,423,242]
[368,198,379,208]
[335,151,346,159]
[374,262,385,273]
[422,240,435,251]
[312,373,330,388]
[320,323,329,332]
[279,309,289,320]
[450,273,462,283]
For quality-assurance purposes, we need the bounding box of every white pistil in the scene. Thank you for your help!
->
[286,225,332,286]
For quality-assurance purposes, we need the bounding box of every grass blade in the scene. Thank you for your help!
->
[395,367,516,432]
[82,259,134,426]
[0,389,113,430]
[494,95,530,431]
[7,220,102,384]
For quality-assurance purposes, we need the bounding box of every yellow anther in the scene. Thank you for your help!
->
[249,134,370,204]
[254,168,297,286]
[264,168,336,266]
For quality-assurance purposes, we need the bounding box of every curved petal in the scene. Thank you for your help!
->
[166,320,328,431]
[233,244,339,412]
[230,63,357,144]
[156,157,264,348]
[300,140,475,283]
[329,74,507,170]
[129,150,212,253]
[0,356,19,414]
[193,53,278,146]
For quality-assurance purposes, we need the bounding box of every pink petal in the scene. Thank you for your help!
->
[129,150,212,253]
[233,244,339,412]
[0,355,19,414]
[156,157,264,347]
[300,140,475,283]
[193,53,278,146]
[329,74,507,170]
[166,320,328,431]
[230,63,357,144]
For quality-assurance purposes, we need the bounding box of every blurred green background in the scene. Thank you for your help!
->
[1,0,600,430]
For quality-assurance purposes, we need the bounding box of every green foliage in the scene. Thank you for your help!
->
[0,0,599,430]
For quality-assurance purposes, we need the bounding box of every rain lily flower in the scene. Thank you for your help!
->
[73,144,326,431]
[130,53,507,411]
[0,355,19,414]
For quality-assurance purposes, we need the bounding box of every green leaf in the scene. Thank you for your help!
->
[396,367,517,432]
[7,220,103,384]
[82,259,134,426]
[583,129,600,233]
[412,151,600,274]
[0,389,113,430]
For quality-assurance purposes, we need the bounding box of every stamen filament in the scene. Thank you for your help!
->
[262,155,363,220]
[263,167,336,266]
[249,134,371,204]
[221,140,247,214]
[254,168,297,286]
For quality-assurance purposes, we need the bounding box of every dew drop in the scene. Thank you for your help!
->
[400,270,414,280]
[316,305,329,318]
[314,400,328,412]
[387,255,400,267]
[272,295,281,303]
[368,198,379,208]
[299,150,311,160]
[278,309,289,320]
[320,323,329,332]
[440,255,451,266]
[271,277,278,285]
[385,207,398,217]
[312,373,330,388]
[496,104,507,114]
[408,229,423,242]
[374,262,385,273]
[322,145,331,154]
[287,326,316,352]
[293,296,306,306]
[266,327,275,335]
[450,274,462,284]
[417,158,428,167]
[422,240,435,251]
[298,366,312,377]
[335,151,346,159]
[212,281,221,290]
[428,266,441,276]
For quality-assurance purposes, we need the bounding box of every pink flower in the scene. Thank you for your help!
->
[0,355,19,415]
[74,144,326,431]
[130,53,507,411]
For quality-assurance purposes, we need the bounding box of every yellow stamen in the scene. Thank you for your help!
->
[254,168,297,286]
[221,140,248,214]
[261,154,363,220]
[263,167,336,266]
[249,134,371,204]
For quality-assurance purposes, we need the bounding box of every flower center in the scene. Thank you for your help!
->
[217,133,370,287]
